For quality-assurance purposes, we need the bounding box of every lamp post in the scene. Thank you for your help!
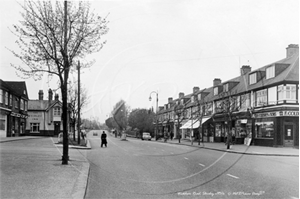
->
[149,91,158,140]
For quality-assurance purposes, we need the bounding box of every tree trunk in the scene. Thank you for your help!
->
[61,81,69,164]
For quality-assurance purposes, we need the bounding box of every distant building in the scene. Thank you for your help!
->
[0,80,29,137]
[26,89,63,136]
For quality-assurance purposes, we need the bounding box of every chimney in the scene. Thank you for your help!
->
[48,89,53,102]
[55,94,59,101]
[240,65,251,75]
[193,86,200,93]
[286,44,299,58]
[179,92,184,98]
[168,97,173,103]
[38,90,44,100]
[213,78,222,86]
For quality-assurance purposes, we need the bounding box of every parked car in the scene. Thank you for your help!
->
[142,132,151,141]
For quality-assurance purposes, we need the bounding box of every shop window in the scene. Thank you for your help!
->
[215,123,222,137]
[0,115,5,131]
[267,86,277,105]
[255,89,267,107]
[255,121,274,138]
[30,123,40,133]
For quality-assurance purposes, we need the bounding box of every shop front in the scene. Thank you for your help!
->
[254,110,299,147]
[235,119,253,144]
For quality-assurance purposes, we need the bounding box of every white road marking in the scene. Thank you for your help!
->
[184,157,189,160]
[227,174,239,179]
[199,163,205,167]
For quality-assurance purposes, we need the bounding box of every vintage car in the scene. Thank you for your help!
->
[142,132,151,141]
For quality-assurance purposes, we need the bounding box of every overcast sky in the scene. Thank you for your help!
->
[0,0,299,123]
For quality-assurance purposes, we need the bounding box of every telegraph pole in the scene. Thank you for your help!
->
[77,61,81,145]
[62,0,69,165]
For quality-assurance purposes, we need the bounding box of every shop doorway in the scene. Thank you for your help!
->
[284,124,294,147]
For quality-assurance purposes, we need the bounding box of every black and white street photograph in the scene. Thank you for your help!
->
[0,0,299,198]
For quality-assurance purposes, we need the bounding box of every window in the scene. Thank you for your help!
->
[198,94,201,100]
[256,89,267,107]
[15,98,19,109]
[214,87,218,96]
[255,121,274,138]
[4,92,8,105]
[191,96,194,103]
[277,84,297,103]
[20,99,24,110]
[241,93,250,110]
[286,84,296,103]
[268,87,277,105]
[54,107,61,116]
[278,85,284,103]
[9,94,12,107]
[249,73,257,85]
[24,101,28,111]
[266,66,275,79]
[215,100,223,113]
[0,89,2,103]
[30,123,40,133]
[223,84,229,92]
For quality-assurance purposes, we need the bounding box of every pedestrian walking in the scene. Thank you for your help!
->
[101,131,107,147]
[178,134,181,143]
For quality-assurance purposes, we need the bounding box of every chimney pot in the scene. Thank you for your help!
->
[179,92,185,98]
[48,89,53,102]
[286,44,299,58]
[213,78,222,86]
[55,94,59,101]
[38,90,44,100]
[193,86,200,93]
[240,65,251,75]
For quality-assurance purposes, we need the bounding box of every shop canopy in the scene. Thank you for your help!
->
[180,117,211,129]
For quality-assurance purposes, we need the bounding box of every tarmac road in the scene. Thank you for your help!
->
[84,131,299,199]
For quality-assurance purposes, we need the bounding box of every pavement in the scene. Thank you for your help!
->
[154,137,299,157]
[0,134,298,199]
[0,136,91,199]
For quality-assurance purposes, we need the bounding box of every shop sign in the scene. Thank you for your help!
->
[11,112,28,118]
[255,111,299,118]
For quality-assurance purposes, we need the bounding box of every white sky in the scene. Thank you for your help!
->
[0,0,299,123]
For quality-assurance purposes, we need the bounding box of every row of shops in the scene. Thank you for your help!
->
[156,108,298,147]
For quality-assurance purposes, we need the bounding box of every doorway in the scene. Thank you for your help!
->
[54,122,61,136]
[284,124,294,147]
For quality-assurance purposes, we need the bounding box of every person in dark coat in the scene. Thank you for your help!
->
[101,131,107,147]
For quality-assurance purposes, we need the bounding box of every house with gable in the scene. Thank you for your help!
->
[26,89,64,136]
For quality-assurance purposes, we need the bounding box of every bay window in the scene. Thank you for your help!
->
[256,89,267,107]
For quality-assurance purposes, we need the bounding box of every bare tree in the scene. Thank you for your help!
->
[193,91,213,145]
[8,1,108,164]
[173,103,188,143]
[68,81,88,142]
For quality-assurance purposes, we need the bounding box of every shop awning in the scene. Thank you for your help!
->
[201,117,211,124]
[180,119,199,129]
